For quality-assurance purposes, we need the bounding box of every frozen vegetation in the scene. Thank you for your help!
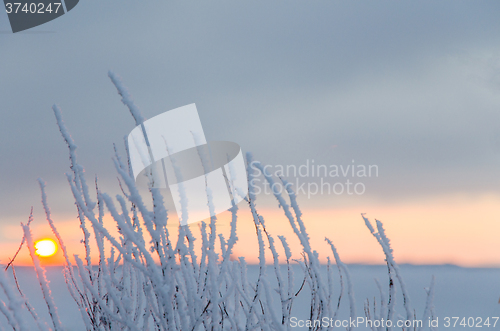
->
[0,74,446,330]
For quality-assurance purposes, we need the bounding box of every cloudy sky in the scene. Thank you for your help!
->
[1,1,500,266]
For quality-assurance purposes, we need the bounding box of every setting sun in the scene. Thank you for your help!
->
[34,239,58,257]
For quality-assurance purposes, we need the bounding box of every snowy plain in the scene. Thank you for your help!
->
[2,264,498,330]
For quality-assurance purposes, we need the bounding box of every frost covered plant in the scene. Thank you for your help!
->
[0,73,436,331]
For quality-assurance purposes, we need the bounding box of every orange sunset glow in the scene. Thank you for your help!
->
[2,192,499,268]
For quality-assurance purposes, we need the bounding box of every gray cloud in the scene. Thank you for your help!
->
[1,1,500,221]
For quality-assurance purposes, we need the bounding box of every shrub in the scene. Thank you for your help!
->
[0,73,435,331]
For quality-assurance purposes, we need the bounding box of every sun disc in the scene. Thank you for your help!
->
[34,239,58,257]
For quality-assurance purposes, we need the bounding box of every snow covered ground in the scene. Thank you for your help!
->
[2,264,498,330]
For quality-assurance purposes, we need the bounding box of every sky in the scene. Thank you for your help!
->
[1,1,500,266]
